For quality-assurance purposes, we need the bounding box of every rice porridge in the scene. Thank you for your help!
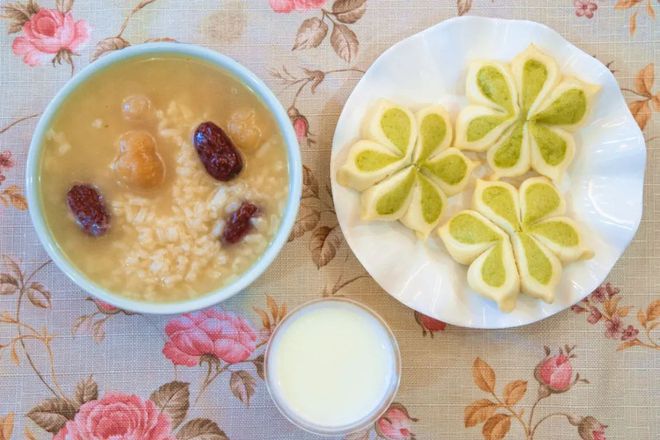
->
[38,55,290,302]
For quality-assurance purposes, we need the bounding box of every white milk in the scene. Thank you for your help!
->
[266,299,400,434]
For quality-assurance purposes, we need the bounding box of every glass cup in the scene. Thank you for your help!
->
[264,297,401,436]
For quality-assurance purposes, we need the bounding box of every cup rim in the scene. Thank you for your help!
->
[263,297,402,436]
[25,42,302,315]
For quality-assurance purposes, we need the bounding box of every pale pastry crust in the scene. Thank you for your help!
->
[438,210,506,265]
[519,176,566,225]
[528,77,601,131]
[413,105,453,162]
[454,105,515,151]
[465,60,520,114]
[362,99,417,156]
[400,173,447,239]
[529,217,594,263]
[510,44,560,115]
[529,125,576,182]
[486,122,532,180]
[467,238,520,312]
[337,140,409,191]
[512,233,562,303]
[472,179,521,234]
[422,147,479,197]
[360,166,415,221]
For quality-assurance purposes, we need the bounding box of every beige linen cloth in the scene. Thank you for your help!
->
[0,1,657,439]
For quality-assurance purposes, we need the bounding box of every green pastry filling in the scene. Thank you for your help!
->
[529,123,567,166]
[449,213,500,244]
[482,185,520,230]
[521,59,548,114]
[419,113,447,162]
[493,122,524,168]
[477,66,514,113]
[466,114,509,142]
[381,108,411,154]
[519,233,552,284]
[530,220,579,247]
[375,169,415,215]
[419,176,443,223]
[523,183,560,225]
[532,88,586,125]
[422,154,467,185]
[481,241,506,287]
[355,149,400,172]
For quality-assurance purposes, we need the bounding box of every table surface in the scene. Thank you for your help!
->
[0,1,658,439]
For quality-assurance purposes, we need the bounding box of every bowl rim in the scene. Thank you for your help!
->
[25,42,302,315]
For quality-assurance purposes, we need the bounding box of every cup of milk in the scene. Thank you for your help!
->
[264,298,401,436]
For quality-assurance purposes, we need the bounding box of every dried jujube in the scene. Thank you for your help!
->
[193,121,243,181]
[222,201,260,244]
[67,184,110,237]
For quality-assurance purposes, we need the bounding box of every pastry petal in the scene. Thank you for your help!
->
[487,121,531,179]
[414,105,453,162]
[511,44,560,116]
[421,147,477,196]
[438,210,506,265]
[528,123,576,182]
[362,99,417,156]
[455,105,515,151]
[467,239,520,313]
[400,172,447,239]
[512,232,562,303]
[337,140,409,191]
[360,166,416,221]
[528,216,593,263]
[466,60,519,115]
[472,179,521,234]
[529,77,601,130]
[519,177,566,226]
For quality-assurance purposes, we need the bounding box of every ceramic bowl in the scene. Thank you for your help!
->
[26,43,302,314]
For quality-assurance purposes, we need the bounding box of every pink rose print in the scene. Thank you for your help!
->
[0,151,14,184]
[573,284,658,351]
[53,392,175,440]
[414,311,447,337]
[0,151,13,169]
[12,8,90,67]
[591,283,618,303]
[163,309,257,366]
[375,403,418,440]
[269,0,327,13]
[92,299,120,314]
[578,416,608,440]
[288,106,311,144]
[574,0,598,19]
[586,306,602,324]
[621,324,639,341]
[534,352,574,393]
[604,315,623,339]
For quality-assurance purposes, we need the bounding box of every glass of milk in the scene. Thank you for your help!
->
[265,298,401,436]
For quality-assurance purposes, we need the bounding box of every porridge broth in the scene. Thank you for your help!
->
[39,55,289,302]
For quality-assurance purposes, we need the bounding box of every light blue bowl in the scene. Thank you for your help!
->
[26,43,302,314]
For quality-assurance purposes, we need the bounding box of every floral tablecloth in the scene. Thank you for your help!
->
[0,1,658,439]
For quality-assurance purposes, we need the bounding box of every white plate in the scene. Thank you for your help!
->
[330,17,646,329]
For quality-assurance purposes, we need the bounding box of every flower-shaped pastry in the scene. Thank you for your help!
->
[338,100,477,237]
[454,45,600,181]
[439,177,593,312]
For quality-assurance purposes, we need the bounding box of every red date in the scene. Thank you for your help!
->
[194,121,243,181]
[67,184,110,237]
[222,201,260,245]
